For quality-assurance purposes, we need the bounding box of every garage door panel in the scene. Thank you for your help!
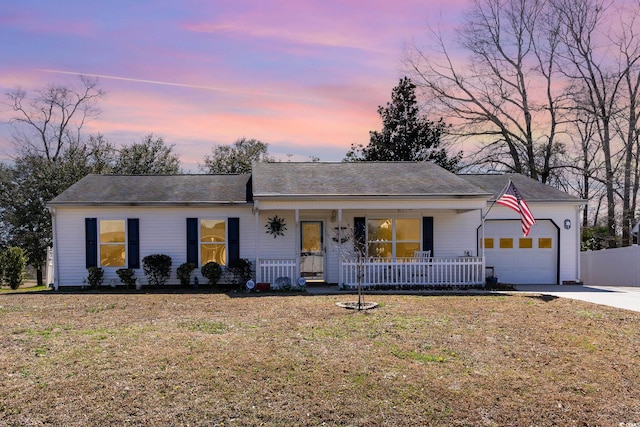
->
[483,220,557,285]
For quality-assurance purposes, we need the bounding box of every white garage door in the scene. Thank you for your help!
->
[482,220,558,285]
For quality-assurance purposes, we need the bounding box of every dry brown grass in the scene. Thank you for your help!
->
[1,290,640,426]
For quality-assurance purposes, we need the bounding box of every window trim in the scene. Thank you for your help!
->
[199,218,228,267]
[366,217,421,258]
[98,219,127,268]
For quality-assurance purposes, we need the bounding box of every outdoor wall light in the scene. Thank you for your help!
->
[564,219,571,230]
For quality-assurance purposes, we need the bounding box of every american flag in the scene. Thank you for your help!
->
[496,180,536,236]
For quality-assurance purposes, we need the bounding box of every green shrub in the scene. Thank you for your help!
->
[142,254,172,286]
[201,262,222,286]
[2,247,27,290]
[116,268,137,290]
[87,267,104,289]
[176,263,196,286]
[0,248,4,284]
[228,258,253,288]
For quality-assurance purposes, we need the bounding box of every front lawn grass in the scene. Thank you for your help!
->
[1,292,639,426]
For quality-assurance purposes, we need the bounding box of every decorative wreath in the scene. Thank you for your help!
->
[265,215,287,238]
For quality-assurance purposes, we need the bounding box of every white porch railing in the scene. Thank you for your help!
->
[258,256,485,288]
[258,259,297,284]
[341,256,485,288]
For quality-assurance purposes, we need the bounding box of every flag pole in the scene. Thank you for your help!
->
[482,178,512,222]
[480,179,512,284]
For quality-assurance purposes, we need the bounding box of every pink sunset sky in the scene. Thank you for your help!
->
[0,1,469,171]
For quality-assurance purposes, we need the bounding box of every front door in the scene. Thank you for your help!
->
[300,221,324,281]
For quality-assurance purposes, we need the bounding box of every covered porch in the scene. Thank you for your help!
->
[251,173,491,289]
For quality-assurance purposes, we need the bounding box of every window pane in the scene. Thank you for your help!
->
[368,242,392,258]
[483,238,494,249]
[538,238,552,249]
[397,242,420,258]
[100,220,125,243]
[519,238,533,248]
[499,238,513,249]
[200,220,226,243]
[201,243,226,265]
[100,244,125,267]
[301,222,322,252]
[368,219,392,241]
[396,219,420,241]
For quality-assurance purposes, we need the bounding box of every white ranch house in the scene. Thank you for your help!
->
[47,162,584,289]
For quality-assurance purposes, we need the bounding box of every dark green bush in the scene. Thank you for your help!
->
[87,267,104,289]
[142,254,172,286]
[176,263,196,286]
[201,262,222,286]
[2,247,27,290]
[116,268,137,290]
[0,249,4,284]
[228,258,253,289]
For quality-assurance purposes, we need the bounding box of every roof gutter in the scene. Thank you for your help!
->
[252,193,493,200]
[47,201,253,208]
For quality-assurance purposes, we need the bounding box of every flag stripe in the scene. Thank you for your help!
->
[496,181,536,236]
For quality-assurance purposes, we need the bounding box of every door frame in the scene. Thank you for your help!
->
[300,220,325,281]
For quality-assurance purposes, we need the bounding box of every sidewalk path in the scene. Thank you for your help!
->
[514,285,640,313]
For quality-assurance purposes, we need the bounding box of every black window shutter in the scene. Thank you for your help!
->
[85,218,98,268]
[127,218,140,269]
[227,217,240,265]
[186,218,198,265]
[422,216,434,255]
[354,217,366,255]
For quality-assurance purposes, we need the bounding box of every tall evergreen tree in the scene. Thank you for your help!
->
[345,77,461,170]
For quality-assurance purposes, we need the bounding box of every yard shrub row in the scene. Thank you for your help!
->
[84,255,253,290]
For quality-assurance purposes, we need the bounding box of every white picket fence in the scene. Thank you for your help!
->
[258,259,297,284]
[258,256,485,288]
[341,256,485,288]
[581,246,640,286]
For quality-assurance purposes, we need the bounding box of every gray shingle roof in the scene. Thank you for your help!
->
[48,166,581,207]
[252,162,490,197]
[48,174,251,206]
[457,173,584,202]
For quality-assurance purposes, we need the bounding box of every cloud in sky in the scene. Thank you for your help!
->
[0,0,469,169]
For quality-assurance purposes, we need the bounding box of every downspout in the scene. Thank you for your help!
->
[48,207,59,290]
[576,204,583,283]
[480,207,486,288]
[254,200,260,282]
[295,209,300,280]
[338,208,343,286]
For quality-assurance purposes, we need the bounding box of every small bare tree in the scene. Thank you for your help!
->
[332,224,369,310]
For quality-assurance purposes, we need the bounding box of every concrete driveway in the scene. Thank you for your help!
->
[514,285,640,313]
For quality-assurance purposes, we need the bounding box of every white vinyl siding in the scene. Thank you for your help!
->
[51,199,581,288]
[483,203,581,285]
[52,206,255,287]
